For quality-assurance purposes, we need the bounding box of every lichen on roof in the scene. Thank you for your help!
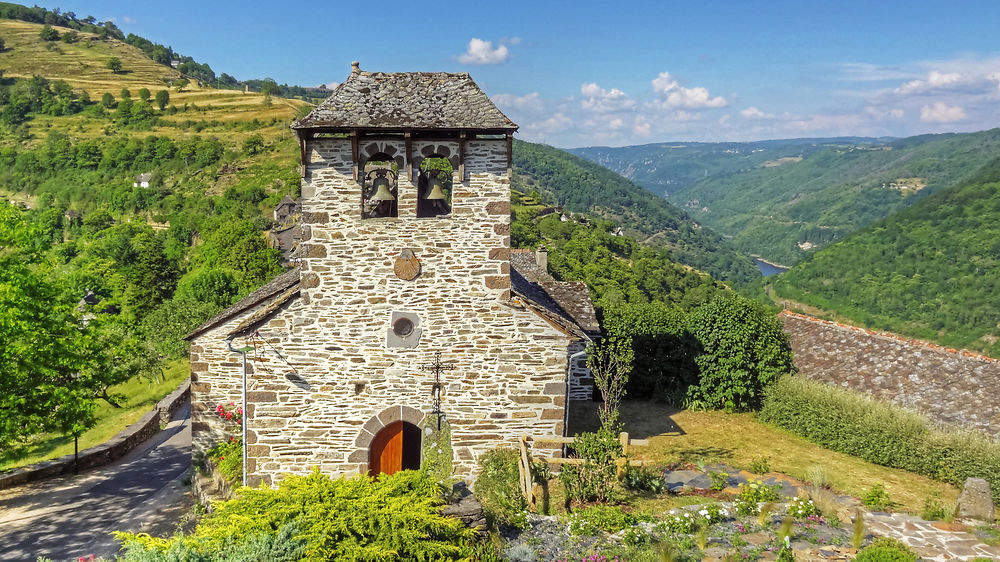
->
[292,62,517,131]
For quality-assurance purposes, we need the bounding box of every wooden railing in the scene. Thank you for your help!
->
[516,433,649,506]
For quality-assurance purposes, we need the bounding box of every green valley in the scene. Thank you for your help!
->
[573,130,1000,266]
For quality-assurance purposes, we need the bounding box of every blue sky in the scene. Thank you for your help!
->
[44,0,1000,147]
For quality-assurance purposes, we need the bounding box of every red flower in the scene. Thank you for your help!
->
[226,412,233,420]
[220,456,224,461]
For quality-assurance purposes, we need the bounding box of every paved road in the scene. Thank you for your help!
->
[0,403,193,562]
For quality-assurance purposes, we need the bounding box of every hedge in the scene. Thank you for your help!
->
[758,376,1000,505]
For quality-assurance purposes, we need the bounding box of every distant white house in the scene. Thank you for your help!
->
[134,173,152,188]
[170,60,180,68]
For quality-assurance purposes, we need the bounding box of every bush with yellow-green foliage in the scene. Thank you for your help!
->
[115,470,475,561]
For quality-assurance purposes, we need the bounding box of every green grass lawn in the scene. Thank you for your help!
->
[566,399,959,515]
[0,359,189,472]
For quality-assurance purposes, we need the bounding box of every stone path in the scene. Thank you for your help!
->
[866,513,1000,561]
[665,465,1000,561]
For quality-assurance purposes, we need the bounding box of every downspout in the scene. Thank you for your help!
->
[225,335,248,487]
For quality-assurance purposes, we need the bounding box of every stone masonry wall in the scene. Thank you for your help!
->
[192,137,571,485]
[781,311,1000,436]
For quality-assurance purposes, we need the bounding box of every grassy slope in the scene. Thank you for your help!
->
[0,360,190,471]
[568,400,957,514]
[0,19,310,146]
[773,155,1000,356]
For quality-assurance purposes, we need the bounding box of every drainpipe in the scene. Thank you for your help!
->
[225,336,250,487]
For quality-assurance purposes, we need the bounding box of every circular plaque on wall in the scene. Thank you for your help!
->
[393,249,421,280]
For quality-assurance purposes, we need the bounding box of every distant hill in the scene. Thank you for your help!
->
[571,131,1000,266]
[513,139,760,286]
[773,154,1000,357]
[570,137,887,196]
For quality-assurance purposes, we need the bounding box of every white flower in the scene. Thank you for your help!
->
[699,509,709,516]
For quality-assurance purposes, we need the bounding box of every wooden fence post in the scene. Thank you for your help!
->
[518,435,534,507]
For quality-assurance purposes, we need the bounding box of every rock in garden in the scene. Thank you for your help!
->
[956,477,995,522]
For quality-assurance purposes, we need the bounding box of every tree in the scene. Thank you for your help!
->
[101,92,115,108]
[685,295,795,412]
[587,336,633,427]
[242,133,264,156]
[174,78,189,92]
[60,29,78,43]
[120,87,131,99]
[137,87,150,101]
[0,36,6,51]
[39,24,58,41]
[0,204,157,451]
[154,89,169,110]
[105,57,122,74]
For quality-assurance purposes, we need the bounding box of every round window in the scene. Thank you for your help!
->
[392,317,414,337]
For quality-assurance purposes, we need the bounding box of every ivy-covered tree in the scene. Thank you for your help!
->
[685,294,795,411]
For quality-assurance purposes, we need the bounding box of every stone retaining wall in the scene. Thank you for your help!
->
[781,311,1000,435]
[0,379,190,490]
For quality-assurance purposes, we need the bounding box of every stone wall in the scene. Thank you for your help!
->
[781,311,1000,435]
[191,137,571,486]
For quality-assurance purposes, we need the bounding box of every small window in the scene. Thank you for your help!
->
[417,157,452,218]
[362,155,398,219]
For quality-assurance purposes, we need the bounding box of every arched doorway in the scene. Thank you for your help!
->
[368,421,421,476]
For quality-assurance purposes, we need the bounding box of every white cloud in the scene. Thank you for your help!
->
[458,38,509,65]
[920,102,966,123]
[651,72,727,109]
[492,92,544,113]
[525,112,573,134]
[320,81,339,90]
[895,70,962,94]
[580,82,635,112]
[608,118,624,130]
[740,106,775,119]
[633,116,651,137]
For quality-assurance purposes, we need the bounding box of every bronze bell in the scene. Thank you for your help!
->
[370,177,395,201]
[425,177,447,200]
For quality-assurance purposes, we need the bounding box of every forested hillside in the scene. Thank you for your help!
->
[773,155,1000,356]
[514,140,760,286]
[573,131,1000,266]
[570,137,881,196]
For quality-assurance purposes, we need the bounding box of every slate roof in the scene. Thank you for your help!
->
[510,249,601,338]
[185,268,301,341]
[292,62,517,132]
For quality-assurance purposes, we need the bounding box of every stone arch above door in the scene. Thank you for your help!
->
[352,405,425,474]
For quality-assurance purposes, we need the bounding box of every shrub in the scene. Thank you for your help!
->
[206,437,242,484]
[921,496,949,521]
[862,483,892,511]
[663,509,698,533]
[759,375,1000,505]
[854,537,917,562]
[735,479,782,516]
[116,470,474,561]
[560,424,623,503]
[623,464,665,493]
[708,470,728,491]
[748,456,771,474]
[685,295,795,412]
[474,447,528,529]
[787,495,818,518]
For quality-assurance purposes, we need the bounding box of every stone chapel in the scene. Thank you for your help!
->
[187,62,600,486]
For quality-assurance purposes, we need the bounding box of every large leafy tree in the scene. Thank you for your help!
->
[685,295,795,412]
[0,203,158,450]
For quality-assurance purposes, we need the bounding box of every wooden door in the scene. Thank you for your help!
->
[370,421,404,476]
